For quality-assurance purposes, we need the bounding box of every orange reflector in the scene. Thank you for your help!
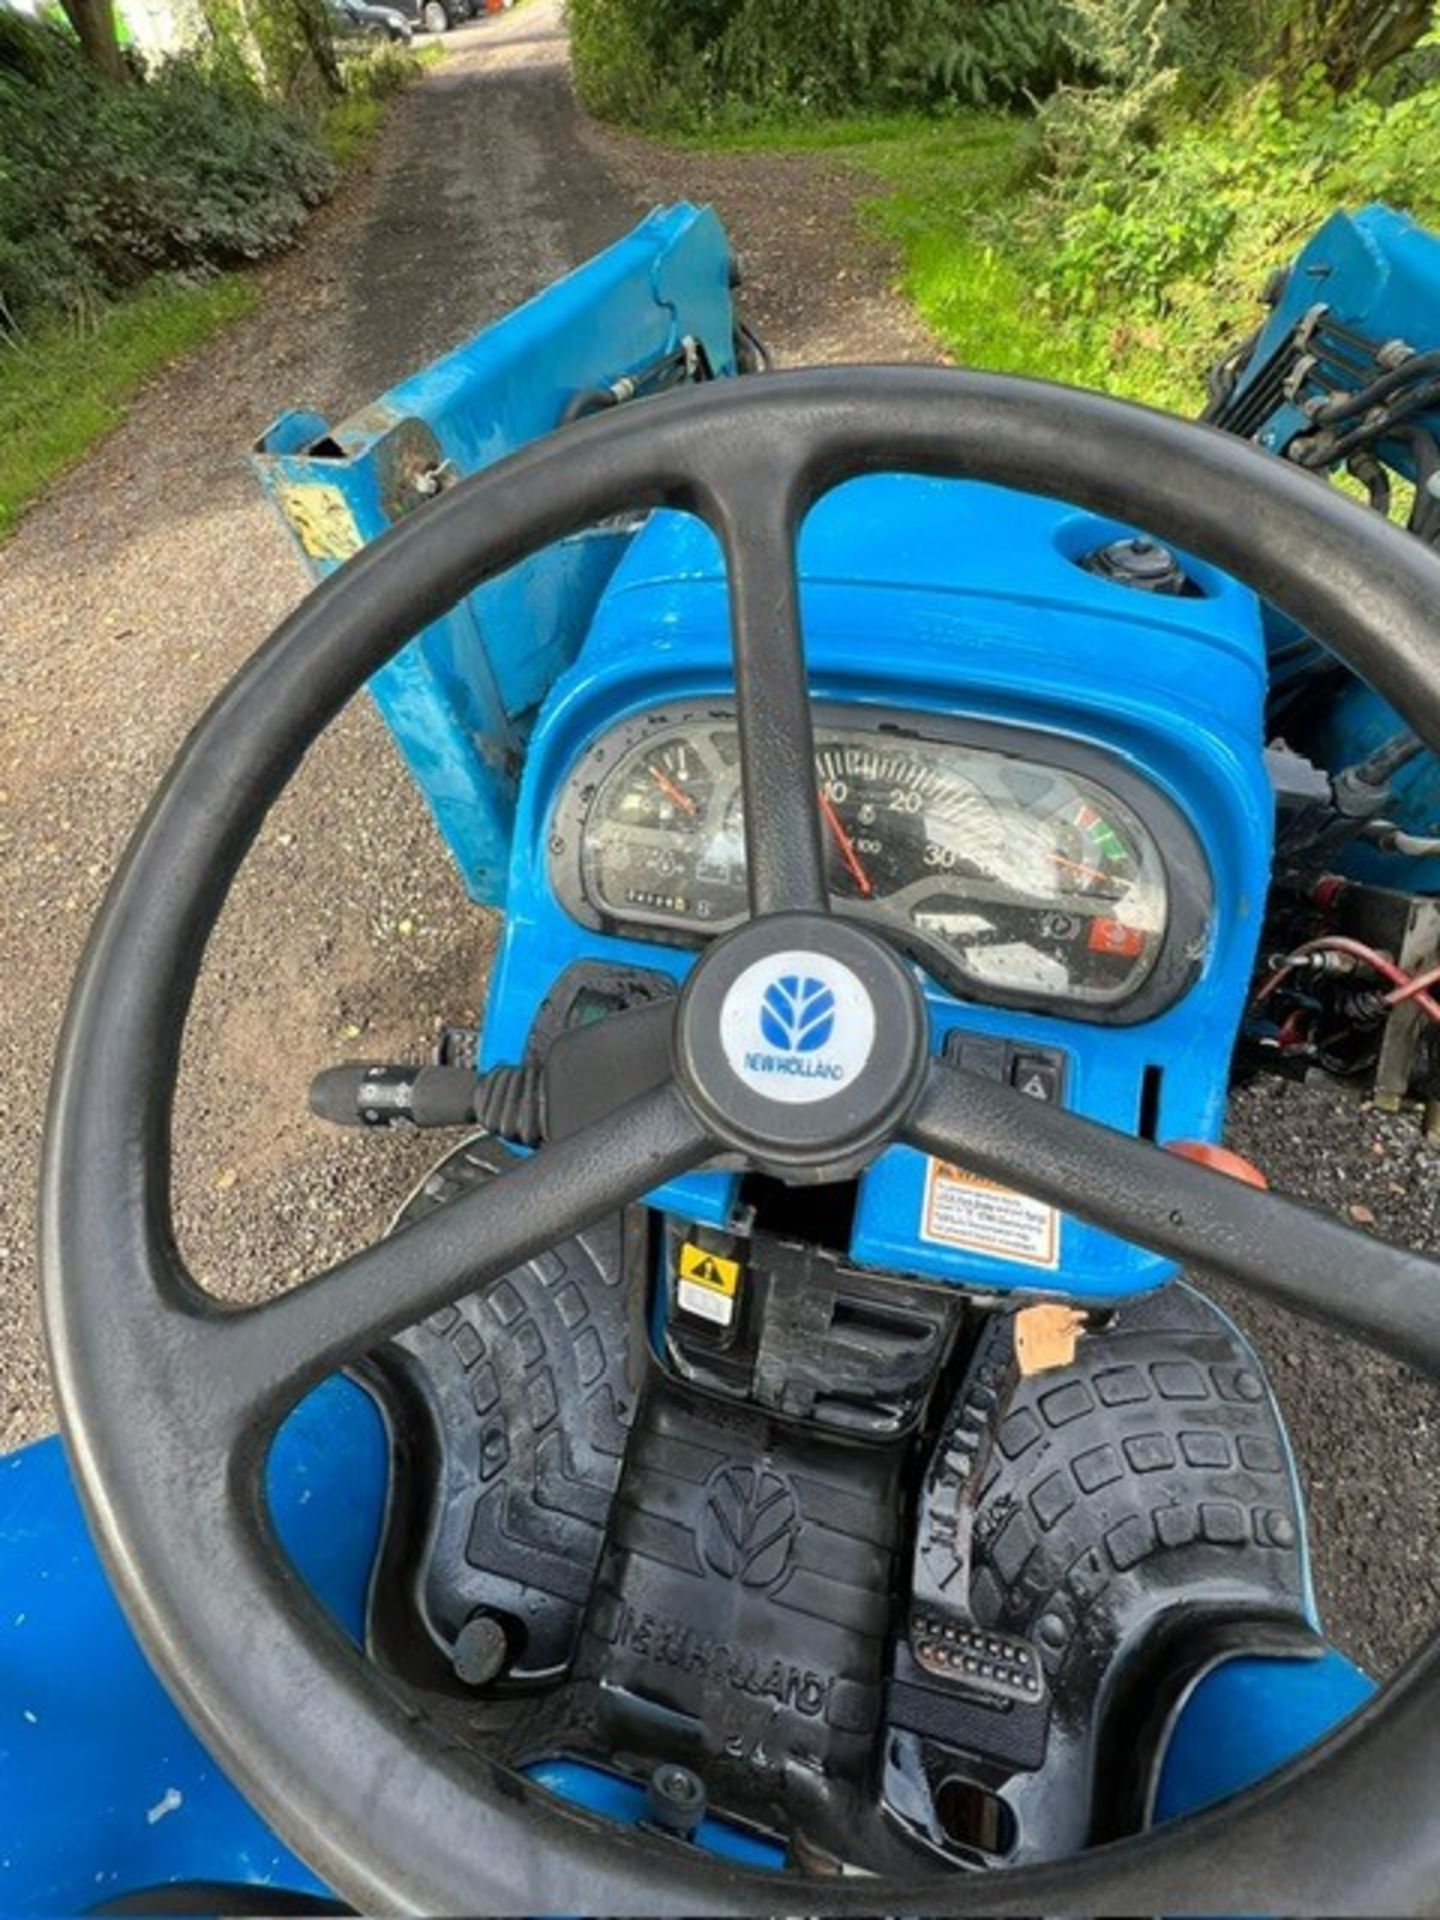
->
[1164,1140,1268,1188]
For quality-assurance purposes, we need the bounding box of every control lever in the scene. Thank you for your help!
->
[308,998,675,1143]
[309,1063,483,1131]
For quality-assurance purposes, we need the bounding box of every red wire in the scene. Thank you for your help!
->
[1386,959,1440,1011]
[1257,935,1440,1025]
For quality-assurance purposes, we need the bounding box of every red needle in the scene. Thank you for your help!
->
[647,763,697,817]
[1053,852,1112,887]
[820,789,874,898]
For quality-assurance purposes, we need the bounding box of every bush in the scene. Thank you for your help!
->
[0,12,428,337]
[567,0,1297,129]
[1033,68,1440,333]
[567,0,1077,127]
[884,0,1078,110]
[340,38,427,102]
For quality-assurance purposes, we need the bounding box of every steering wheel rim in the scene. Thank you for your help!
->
[41,366,1440,1915]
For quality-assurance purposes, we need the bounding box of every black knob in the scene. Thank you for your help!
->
[1081,535,1193,597]
[452,1611,508,1687]
[646,1762,706,1836]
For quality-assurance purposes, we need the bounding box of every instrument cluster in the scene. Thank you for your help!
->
[550,705,1208,1017]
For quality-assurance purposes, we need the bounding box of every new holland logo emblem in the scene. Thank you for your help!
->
[759,974,836,1054]
[719,948,876,1105]
[697,1462,801,1592]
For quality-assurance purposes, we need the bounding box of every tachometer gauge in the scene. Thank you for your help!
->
[554,706,1208,1019]
[578,721,747,930]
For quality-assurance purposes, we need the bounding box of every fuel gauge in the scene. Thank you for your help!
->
[605,737,713,833]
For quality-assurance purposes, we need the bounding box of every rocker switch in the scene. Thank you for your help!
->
[1009,1050,1065,1104]
[941,1031,1007,1080]
[943,1031,1067,1104]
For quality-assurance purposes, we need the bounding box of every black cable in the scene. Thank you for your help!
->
[1347,451,1391,517]
[1394,424,1440,541]
[1202,324,1262,418]
[1350,728,1424,786]
[1310,347,1440,426]
[1291,378,1440,470]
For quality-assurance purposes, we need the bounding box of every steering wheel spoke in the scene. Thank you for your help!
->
[205,1080,712,1440]
[905,1057,1440,1371]
[701,454,828,915]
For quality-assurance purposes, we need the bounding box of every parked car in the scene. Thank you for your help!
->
[386,0,475,33]
[326,0,413,43]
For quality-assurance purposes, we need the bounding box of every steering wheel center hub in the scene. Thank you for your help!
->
[676,912,928,1174]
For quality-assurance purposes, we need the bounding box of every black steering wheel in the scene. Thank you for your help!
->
[42,368,1440,1914]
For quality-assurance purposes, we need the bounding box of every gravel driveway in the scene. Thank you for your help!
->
[2,0,1436,1679]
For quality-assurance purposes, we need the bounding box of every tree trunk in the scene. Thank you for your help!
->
[1276,0,1435,94]
[1350,0,1434,85]
[290,0,344,98]
[56,0,131,82]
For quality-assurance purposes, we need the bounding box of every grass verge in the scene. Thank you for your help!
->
[323,39,446,166]
[0,42,445,542]
[681,110,1242,415]
[0,276,257,541]
[681,87,1440,423]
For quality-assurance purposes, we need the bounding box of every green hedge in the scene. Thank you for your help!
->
[566,0,1279,129]
[0,13,336,334]
[567,0,1062,126]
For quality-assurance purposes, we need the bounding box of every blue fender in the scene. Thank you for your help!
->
[0,1378,386,1913]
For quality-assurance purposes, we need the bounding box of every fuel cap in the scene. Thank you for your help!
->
[1083,535,1193,596]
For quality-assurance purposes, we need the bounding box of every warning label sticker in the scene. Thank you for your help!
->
[678,1244,740,1294]
[920,1159,1060,1270]
[676,1242,741,1327]
[677,1280,734,1325]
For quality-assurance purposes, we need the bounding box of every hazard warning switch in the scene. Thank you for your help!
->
[1008,1050,1065,1104]
[941,1030,1068,1106]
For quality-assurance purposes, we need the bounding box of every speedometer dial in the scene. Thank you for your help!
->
[556,707,1201,1015]
[813,742,1002,903]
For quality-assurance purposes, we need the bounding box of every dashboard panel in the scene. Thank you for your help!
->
[550,705,1213,1022]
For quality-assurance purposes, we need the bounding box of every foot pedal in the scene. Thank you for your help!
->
[365,1137,638,1688]
[910,1614,1044,1703]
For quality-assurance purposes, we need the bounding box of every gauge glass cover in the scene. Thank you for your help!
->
[568,714,1181,1009]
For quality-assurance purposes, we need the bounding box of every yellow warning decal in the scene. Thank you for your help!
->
[677,1243,740,1296]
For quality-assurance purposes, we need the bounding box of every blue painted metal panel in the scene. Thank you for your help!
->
[486,475,1273,1298]
[0,1378,386,1913]
[1234,205,1440,465]
[252,205,737,904]
[1155,1649,1374,1823]
[523,1759,786,1868]
[1233,205,1440,884]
